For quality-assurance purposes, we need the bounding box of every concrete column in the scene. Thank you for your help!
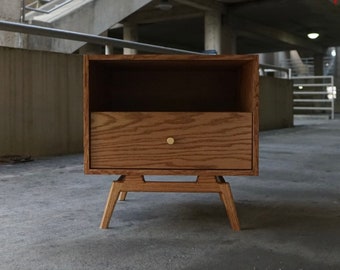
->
[0,0,24,48]
[105,45,114,55]
[204,10,221,54]
[123,23,138,55]
[314,53,324,76]
[102,30,114,55]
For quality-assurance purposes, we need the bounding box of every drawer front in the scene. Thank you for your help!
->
[90,112,253,170]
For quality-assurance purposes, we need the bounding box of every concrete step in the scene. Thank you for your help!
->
[26,0,152,53]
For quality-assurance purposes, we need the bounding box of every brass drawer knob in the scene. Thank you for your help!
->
[166,137,175,145]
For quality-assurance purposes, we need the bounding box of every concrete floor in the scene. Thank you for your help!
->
[1,117,340,270]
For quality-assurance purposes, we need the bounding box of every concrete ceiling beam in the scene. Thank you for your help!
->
[231,17,325,54]
[124,9,203,25]
[173,0,220,11]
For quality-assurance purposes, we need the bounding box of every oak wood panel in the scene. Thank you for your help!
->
[83,55,90,172]
[86,54,258,64]
[90,112,252,170]
[84,168,257,176]
[239,58,260,175]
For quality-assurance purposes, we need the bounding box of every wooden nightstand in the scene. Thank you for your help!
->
[83,54,259,231]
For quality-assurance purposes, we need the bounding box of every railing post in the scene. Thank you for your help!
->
[20,0,25,23]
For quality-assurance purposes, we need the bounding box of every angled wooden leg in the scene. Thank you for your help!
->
[119,191,127,201]
[99,174,240,231]
[100,175,125,229]
[215,177,225,203]
[218,176,240,231]
[197,176,241,231]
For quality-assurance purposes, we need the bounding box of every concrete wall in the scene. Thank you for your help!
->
[0,0,151,53]
[26,0,152,53]
[0,46,293,157]
[0,46,83,157]
[0,1,23,48]
[260,76,294,131]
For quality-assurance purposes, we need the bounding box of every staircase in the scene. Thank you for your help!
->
[24,0,152,53]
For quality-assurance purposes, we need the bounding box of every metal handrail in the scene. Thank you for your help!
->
[292,75,336,120]
[292,75,334,86]
[259,63,291,79]
[281,56,336,76]
[0,20,204,55]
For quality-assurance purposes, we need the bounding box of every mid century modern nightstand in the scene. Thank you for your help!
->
[83,54,259,231]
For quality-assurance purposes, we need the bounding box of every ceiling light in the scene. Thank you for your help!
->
[156,0,173,11]
[307,32,319,39]
[331,49,336,57]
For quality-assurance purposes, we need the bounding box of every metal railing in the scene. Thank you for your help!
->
[25,0,72,14]
[292,76,337,119]
[0,20,204,55]
[21,0,73,23]
[259,63,291,79]
[281,56,336,76]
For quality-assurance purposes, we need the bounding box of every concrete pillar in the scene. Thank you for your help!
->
[123,23,138,55]
[105,45,114,55]
[0,0,24,48]
[204,10,221,54]
[102,30,114,55]
[314,53,324,76]
[0,0,21,21]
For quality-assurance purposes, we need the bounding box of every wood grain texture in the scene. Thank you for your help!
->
[84,168,257,176]
[82,54,260,231]
[85,54,258,62]
[83,55,90,172]
[83,54,259,176]
[99,175,240,231]
[90,112,252,171]
[238,56,260,176]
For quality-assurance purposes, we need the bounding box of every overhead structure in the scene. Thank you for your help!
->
[2,0,340,54]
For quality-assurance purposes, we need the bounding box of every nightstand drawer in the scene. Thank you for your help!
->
[90,112,253,170]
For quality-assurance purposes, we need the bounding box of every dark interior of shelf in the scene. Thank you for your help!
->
[88,60,253,112]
